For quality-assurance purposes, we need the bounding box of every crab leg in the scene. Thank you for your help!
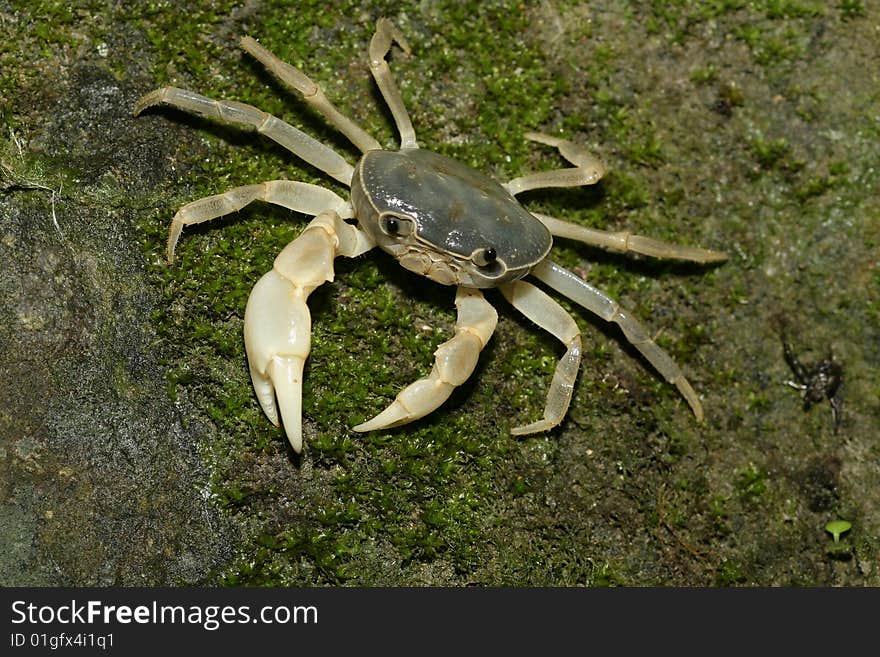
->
[500,280,583,434]
[353,287,497,432]
[240,36,382,154]
[369,18,418,149]
[164,180,352,262]
[532,259,704,421]
[245,210,374,452]
[504,132,605,195]
[533,212,728,263]
[133,87,354,185]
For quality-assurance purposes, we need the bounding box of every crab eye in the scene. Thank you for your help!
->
[379,213,413,237]
[472,247,498,268]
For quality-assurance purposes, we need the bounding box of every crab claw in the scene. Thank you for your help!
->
[353,287,497,433]
[244,216,339,453]
[244,269,312,453]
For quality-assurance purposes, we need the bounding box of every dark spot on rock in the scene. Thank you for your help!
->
[798,455,841,513]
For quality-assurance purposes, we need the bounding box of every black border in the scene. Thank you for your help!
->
[2,587,876,653]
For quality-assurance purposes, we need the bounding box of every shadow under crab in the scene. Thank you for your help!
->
[134,18,728,453]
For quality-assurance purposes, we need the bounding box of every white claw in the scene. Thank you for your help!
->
[266,355,306,453]
[353,288,497,433]
[244,216,339,452]
[353,378,456,432]
[249,359,279,427]
[244,268,313,452]
[243,211,375,452]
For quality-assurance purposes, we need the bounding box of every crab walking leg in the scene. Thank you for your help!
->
[133,87,354,185]
[353,288,497,432]
[166,180,352,263]
[504,132,605,196]
[240,36,381,154]
[500,280,583,435]
[532,259,705,421]
[533,213,729,264]
[244,211,375,452]
[369,18,418,149]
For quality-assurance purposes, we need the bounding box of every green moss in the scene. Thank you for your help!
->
[733,19,813,67]
[760,0,824,19]
[690,64,719,86]
[735,463,768,505]
[840,0,866,19]
[646,0,750,45]
[750,135,792,170]
[589,562,629,587]
[715,559,748,585]
[708,496,732,538]
[788,159,850,202]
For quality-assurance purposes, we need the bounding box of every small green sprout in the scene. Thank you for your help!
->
[824,520,852,543]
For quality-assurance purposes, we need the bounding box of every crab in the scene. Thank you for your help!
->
[134,19,727,453]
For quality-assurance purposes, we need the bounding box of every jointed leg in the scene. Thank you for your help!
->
[501,280,583,434]
[504,132,605,196]
[165,180,352,262]
[240,36,382,154]
[531,259,705,421]
[133,87,354,185]
[244,211,375,452]
[353,287,497,432]
[533,212,729,263]
[369,18,418,149]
